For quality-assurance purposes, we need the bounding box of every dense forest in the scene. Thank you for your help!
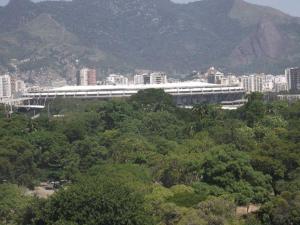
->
[1,90,300,225]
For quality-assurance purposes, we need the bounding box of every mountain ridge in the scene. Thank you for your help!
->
[0,0,300,85]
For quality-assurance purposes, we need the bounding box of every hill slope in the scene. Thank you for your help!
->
[0,0,300,84]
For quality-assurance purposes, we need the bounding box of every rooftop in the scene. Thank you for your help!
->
[41,81,224,92]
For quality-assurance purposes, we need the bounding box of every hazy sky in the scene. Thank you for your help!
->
[0,0,299,17]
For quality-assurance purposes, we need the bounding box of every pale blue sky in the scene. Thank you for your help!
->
[0,0,299,17]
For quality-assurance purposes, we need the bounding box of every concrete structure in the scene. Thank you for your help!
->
[134,72,168,85]
[207,67,218,84]
[262,75,275,92]
[133,73,150,85]
[168,78,181,83]
[241,74,263,93]
[240,74,287,93]
[207,73,240,86]
[227,75,240,86]
[278,94,300,102]
[0,75,12,98]
[76,70,81,86]
[23,82,246,107]
[143,74,151,84]
[286,67,300,92]
[106,74,128,85]
[15,80,26,93]
[10,76,16,96]
[207,67,224,84]
[134,74,145,85]
[274,75,288,93]
[80,68,97,86]
[150,72,167,84]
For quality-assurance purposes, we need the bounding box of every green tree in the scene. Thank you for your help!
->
[33,176,153,225]
[71,137,107,171]
[202,145,271,204]
[197,196,236,225]
[130,89,175,112]
[240,93,266,127]
[259,192,300,225]
[63,121,86,143]
[0,137,37,187]
[0,183,30,225]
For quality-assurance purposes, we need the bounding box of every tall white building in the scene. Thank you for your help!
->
[106,74,128,85]
[0,75,12,98]
[240,74,263,93]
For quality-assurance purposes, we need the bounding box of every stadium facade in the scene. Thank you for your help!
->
[23,82,246,107]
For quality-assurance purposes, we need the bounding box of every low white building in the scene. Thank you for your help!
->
[134,74,146,85]
[134,72,168,85]
[150,72,167,84]
[228,75,240,86]
[106,74,129,85]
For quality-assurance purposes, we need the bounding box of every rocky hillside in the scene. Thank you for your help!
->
[0,0,300,85]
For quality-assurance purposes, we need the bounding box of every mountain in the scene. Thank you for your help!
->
[0,0,300,85]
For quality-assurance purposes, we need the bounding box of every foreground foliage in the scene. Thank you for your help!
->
[1,90,300,225]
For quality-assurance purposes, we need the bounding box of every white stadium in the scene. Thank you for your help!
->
[23,82,246,108]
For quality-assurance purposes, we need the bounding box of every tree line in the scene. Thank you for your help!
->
[1,90,300,225]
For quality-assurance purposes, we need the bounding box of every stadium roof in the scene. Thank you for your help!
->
[44,82,221,92]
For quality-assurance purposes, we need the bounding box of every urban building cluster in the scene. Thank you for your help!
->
[77,68,168,86]
[76,66,300,94]
[200,67,295,93]
[2,66,300,101]
[0,74,25,99]
[240,74,288,93]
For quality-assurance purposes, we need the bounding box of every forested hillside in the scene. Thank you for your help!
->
[1,90,300,225]
[1,0,300,84]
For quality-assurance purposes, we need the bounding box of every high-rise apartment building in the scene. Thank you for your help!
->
[286,67,300,92]
[240,74,263,93]
[0,75,12,98]
[80,68,97,86]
